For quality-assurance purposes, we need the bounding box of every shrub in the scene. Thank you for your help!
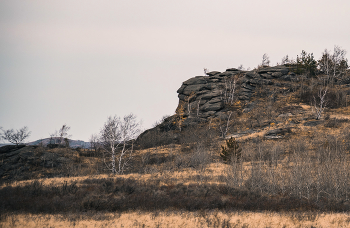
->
[220,137,242,163]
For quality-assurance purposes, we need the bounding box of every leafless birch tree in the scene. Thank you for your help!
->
[100,114,140,174]
[218,111,233,138]
[313,87,327,120]
[319,49,332,76]
[332,45,347,77]
[89,134,100,152]
[222,76,236,105]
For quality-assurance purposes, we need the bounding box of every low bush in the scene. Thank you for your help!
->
[3,177,349,213]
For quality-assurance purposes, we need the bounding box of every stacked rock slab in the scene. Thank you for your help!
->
[176,66,290,118]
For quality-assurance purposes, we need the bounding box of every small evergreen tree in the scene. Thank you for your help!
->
[296,50,317,76]
[220,137,242,163]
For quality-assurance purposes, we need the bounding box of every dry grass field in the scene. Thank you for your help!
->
[2,78,350,227]
[2,211,350,228]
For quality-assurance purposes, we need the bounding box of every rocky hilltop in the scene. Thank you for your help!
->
[176,65,292,118]
[137,64,350,148]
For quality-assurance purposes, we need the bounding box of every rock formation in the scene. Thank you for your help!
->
[176,65,292,119]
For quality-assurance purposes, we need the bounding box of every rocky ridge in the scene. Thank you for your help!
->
[176,65,292,119]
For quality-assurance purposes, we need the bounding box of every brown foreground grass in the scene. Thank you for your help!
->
[1,211,350,228]
[1,102,350,227]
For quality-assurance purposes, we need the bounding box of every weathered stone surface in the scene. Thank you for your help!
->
[182,117,206,127]
[218,71,234,77]
[200,101,224,112]
[238,95,250,100]
[281,75,292,81]
[196,89,211,96]
[200,111,216,118]
[178,94,187,101]
[226,68,240,71]
[261,73,273,79]
[177,84,186,94]
[176,65,294,119]
[242,83,255,90]
[245,71,260,79]
[183,76,207,85]
[207,82,224,90]
[271,72,283,77]
[207,71,221,76]
[208,97,222,103]
[257,66,289,75]
[183,84,209,95]
[240,87,253,93]
[200,89,222,100]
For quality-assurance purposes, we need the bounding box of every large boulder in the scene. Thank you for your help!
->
[257,66,289,75]
[176,65,293,120]
[200,101,224,112]
[183,84,209,95]
[183,76,208,85]
[200,89,222,100]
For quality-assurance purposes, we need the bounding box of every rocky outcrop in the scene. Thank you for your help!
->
[137,65,294,148]
[176,66,291,118]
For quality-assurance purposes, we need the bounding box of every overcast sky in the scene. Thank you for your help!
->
[1,0,349,143]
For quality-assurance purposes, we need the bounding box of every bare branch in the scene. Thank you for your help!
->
[100,114,140,174]
[1,126,31,145]
[313,87,327,120]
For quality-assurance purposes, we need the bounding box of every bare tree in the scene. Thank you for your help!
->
[100,114,140,174]
[218,111,233,138]
[196,98,201,117]
[237,64,244,70]
[313,87,328,120]
[89,134,100,152]
[222,76,236,105]
[49,130,59,145]
[318,49,332,76]
[261,53,270,67]
[187,92,196,116]
[49,125,71,147]
[281,55,290,65]
[204,68,209,75]
[58,124,71,146]
[1,126,31,145]
[332,45,348,77]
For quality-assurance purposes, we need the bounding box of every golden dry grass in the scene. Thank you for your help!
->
[2,211,350,228]
[2,100,350,227]
[0,161,229,189]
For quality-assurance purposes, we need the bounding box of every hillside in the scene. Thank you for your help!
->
[27,137,90,149]
[1,64,350,227]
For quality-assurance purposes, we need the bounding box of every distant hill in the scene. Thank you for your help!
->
[27,137,90,148]
[0,138,90,149]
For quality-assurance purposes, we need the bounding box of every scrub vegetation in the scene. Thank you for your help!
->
[1,47,350,227]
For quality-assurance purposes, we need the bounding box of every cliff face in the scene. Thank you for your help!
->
[176,66,292,118]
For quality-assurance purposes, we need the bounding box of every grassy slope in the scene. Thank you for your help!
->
[1,73,350,227]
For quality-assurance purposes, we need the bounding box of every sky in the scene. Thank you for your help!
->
[1,0,350,143]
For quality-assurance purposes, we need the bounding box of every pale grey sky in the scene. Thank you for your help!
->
[1,0,349,142]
